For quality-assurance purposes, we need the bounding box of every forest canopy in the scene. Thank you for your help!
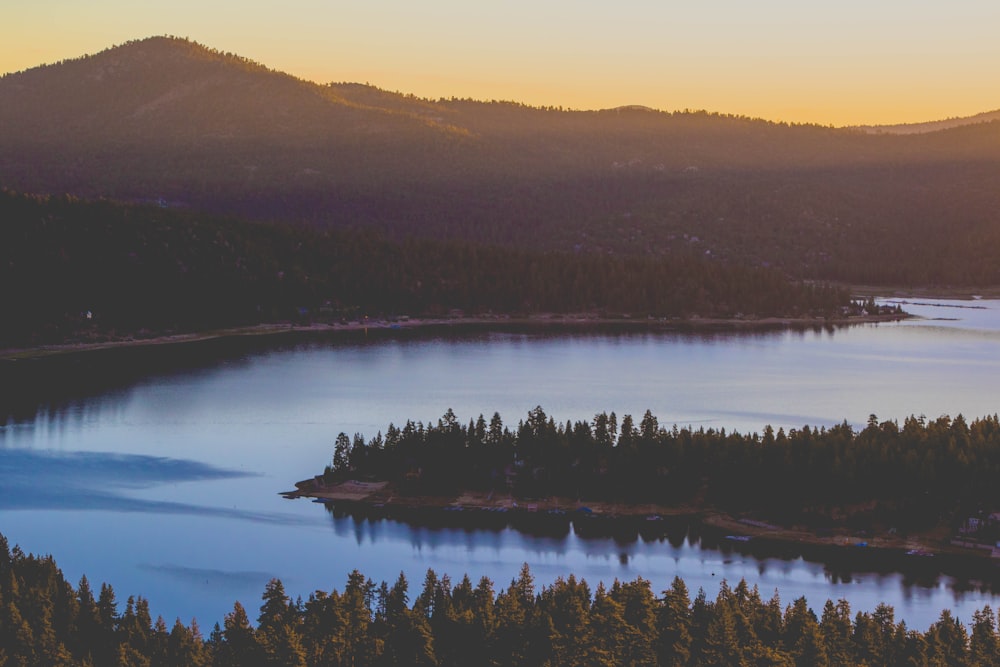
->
[0,532,997,666]
[0,190,851,345]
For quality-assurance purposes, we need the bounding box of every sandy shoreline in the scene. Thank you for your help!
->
[0,311,906,361]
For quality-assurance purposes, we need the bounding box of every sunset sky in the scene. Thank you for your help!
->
[3,0,998,126]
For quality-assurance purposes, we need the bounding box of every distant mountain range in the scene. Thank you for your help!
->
[2,36,999,286]
[856,109,1000,135]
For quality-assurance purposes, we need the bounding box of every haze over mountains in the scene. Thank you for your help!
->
[855,109,1000,135]
[2,36,1000,285]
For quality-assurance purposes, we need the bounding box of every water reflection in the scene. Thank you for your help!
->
[0,450,309,524]
[138,563,278,591]
[3,302,1000,628]
[0,449,252,488]
[0,322,830,429]
[318,500,1000,612]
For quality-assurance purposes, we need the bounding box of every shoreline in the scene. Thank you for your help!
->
[0,311,906,361]
[285,479,1000,582]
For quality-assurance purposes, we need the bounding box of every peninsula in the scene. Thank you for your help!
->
[287,407,1000,577]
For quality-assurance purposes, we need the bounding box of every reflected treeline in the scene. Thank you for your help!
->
[0,321,844,427]
[320,497,680,544]
[317,500,1000,596]
[6,529,1000,666]
[0,334,290,425]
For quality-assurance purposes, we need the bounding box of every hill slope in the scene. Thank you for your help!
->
[2,37,1000,286]
[0,36,465,144]
[0,190,851,345]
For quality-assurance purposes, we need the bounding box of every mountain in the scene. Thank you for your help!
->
[2,36,1000,286]
[0,36,465,144]
[856,109,1000,135]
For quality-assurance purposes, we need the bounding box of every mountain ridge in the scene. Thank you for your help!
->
[2,36,1000,287]
[5,36,994,131]
[855,109,1000,135]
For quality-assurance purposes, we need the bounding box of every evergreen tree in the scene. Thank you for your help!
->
[590,583,630,666]
[970,606,1000,667]
[257,579,306,667]
[701,600,746,667]
[166,618,208,667]
[494,564,537,667]
[0,601,37,667]
[927,609,969,666]
[783,597,828,667]
[819,599,854,666]
[611,577,658,666]
[538,574,593,666]
[217,601,260,667]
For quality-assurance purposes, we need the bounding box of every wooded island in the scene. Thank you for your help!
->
[293,408,1000,563]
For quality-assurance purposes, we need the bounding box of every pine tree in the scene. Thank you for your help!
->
[0,601,37,667]
[217,601,260,667]
[494,565,537,667]
[256,579,306,667]
[590,583,629,665]
[783,597,827,667]
[611,577,658,666]
[657,577,693,667]
[970,606,1000,667]
[166,618,208,667]
[819,599,854,666]
[701,601,745,667]
[539,575,593,666]
[927,609,969,666]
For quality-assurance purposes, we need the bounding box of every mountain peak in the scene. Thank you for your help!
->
[0,36,235,81]
[94,36,275,73]
[0,35,437,147]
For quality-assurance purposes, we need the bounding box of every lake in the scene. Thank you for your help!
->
[3,298,1000,630]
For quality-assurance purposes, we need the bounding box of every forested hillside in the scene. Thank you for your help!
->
[0,190,848,345]
[3,37,1000,286]
[1,532,997,666]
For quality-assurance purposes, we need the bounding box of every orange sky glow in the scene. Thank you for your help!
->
[3,1,999,127]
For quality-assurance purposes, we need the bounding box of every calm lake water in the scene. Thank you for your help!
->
[3,298,1000,630]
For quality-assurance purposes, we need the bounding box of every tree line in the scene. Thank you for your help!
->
[3,532,1000,666]
[0,189,850,345]
[326,408,1000,533]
